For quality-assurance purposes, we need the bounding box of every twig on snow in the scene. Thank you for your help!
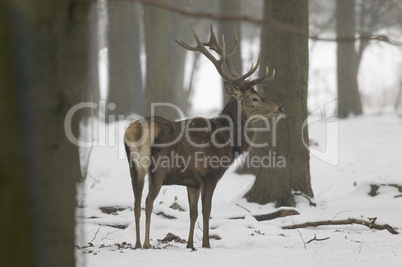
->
[332,210,352,219]
[91,227,100,242]
[196,220,203,232]
[235,203,251,213]
[297,229,307,250]
[306,234,330,244]
[101,229,120,241]
[291,217,306,250]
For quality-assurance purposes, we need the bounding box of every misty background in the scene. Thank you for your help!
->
[2,0,402,266]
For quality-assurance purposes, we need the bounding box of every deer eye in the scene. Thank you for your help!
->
[252,98,259,102]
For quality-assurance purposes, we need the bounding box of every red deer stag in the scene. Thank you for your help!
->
[124,25,284,249]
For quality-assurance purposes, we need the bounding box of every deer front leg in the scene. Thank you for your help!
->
[186,186,200,249]
[201,183,217,248]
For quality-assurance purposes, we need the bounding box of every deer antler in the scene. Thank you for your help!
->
[176,24,275,90]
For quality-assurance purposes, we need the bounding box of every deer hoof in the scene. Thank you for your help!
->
[143,242,152,249]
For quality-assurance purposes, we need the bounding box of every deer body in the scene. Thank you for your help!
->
[124,25,283,249]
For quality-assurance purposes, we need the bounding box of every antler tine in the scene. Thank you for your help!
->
[246,67,276,88]
[177,25,237,83]
[190,25,205,48]
[224,26,241,78]
[176,26,221,64]
[228,26,239,58]
[221,35,227,62]
[175,39,196,51]
[175,26,202,51]
[202,23,222,54]
[178,25,272,86]
[229,53,261,83]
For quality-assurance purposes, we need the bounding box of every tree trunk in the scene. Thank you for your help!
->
[0,1,89,266]
[107,1,144,120]
[219,0,243,107]
[0,2,34,265]
[83,3,101,122]
[336,0,363,118]
[244,0,313,207]
[170,2,189,115]
[144,0,175,120]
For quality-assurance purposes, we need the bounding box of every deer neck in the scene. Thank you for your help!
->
[216,97,255,157]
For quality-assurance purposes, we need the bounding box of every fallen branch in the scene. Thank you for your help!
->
[229,209,299,221]
[369,183,402,197]
[282,218,399,235]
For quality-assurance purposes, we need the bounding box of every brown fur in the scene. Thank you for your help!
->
[124,91,283,249]
[125,24,283,250]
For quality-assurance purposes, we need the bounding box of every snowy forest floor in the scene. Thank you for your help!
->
[76,114,402,266]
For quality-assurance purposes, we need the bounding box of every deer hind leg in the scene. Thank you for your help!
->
[131,166,145,249]
[125,142,144,249]
[186,186,200,249]
[125,119,161,249]
[143,175,163,249]
[201,182,217,248]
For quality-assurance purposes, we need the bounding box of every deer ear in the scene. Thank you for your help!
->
[224,82,242,99]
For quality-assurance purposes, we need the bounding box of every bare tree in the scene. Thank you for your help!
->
[327,0,402,118]
[336,0,362,118]
[245,0,313,207]
[170,0,191,115]
[107,1,144,120]
[144,0,176,120]
[0,0,90,266]
[0,3,34,266]
[218,0,243,106]
[84,4,101,110]
[356,0,402,71]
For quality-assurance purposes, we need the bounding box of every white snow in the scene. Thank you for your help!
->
[76,114,402,267]
[78,23,402,266]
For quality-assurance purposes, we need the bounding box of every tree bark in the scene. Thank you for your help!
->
[0,1,89,266]
[218,0,243,107]
[336,0,363,118]
[107,1,144,120]
[170,1,190,115]
[0,2,34,266]
[144,0,175,120]
[83,3,101,123]
[244,0,313,207]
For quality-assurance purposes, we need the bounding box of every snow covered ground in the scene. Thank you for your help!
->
[76,114,402,266]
